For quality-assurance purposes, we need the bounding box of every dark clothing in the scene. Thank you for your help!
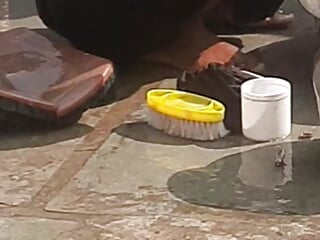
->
[36,0,285,65]
[233,0,285,23]
[36,0,209,65]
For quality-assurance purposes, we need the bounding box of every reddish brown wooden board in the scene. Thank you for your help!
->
[0,28,114,126]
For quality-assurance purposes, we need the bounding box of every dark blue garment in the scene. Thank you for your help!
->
[35,0,285,65]
[233,0,285,23]
[35,0,208,65]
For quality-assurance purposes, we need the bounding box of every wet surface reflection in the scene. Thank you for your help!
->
[168,140,320,215]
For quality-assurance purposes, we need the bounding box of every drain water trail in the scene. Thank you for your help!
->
[168,140,320,215]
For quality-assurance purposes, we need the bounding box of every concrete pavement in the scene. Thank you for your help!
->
[0,0,320,239]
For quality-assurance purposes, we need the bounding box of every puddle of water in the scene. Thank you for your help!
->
[168,140,320,215]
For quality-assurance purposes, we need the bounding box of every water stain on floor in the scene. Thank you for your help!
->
[168,140,320,215]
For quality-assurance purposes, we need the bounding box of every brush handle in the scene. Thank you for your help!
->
[240,70,264,78]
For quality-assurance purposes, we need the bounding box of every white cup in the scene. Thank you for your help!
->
[241,77,292,141]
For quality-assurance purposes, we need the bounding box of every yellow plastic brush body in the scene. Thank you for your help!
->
[146,89,225,123]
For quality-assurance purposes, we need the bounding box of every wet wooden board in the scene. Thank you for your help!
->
[0,28,114,124]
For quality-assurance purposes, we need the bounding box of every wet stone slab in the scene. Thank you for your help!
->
[45,107,240,215]
[0,217,80,240]
[46,105,320,214]
[0,105,109,206]
[86,212,320,240]
[45,105,320,239]
[168,140,320,215]
[0,132,80,206]
[2,0,320,239]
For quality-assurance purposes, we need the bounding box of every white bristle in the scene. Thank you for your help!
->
[147,108,229,141]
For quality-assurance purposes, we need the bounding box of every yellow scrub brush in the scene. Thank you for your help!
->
[146,89,229,141]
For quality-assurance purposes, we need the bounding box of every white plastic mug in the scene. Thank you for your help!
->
[241,77,292,141]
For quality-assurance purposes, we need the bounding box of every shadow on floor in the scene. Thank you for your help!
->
[9,0,38,19]
[111,63,181,103]
[168,140,320,215]
[5,27,181,114]
[0,63,179,151]
[114,30,320,148]
[0,62,180,150]
[0,28,182,151]
[254,29,320,125]
[34,28,182,106]
[0,123,93,150]
[114,122,256,149]
[5,3,318,150]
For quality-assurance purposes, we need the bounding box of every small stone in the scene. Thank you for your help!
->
[270,226,283,236]
[275,160,286,167]
[274,147,286,167]
[99,233,114,240]
[276,231,284,236]
[235,231,248,237]
[298,131,313,140]
[251,235,268,240]
[270,226,280,232]
[9,175,20,181]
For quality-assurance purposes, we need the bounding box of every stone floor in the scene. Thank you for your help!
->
[0,0,320,239]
